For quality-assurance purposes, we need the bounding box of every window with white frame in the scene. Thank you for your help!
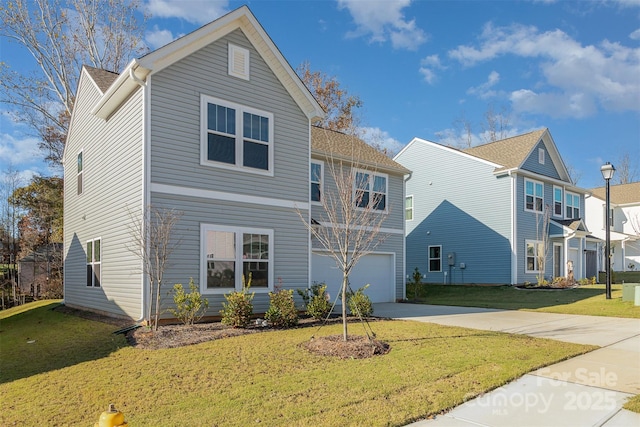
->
[603,206,614,229]
[565,192,580,219]
[86,238,101,287]
[405,195,414,220]
[77,151,83,195]
[538,147,545,164]
[311,161,323,203]
[354,170,387,211]
[201,95,273,174]
[525,179,544,212]
[526,240,543,273]
[428,245,441,272]
[553,186,563,217]
[201,224,273,292]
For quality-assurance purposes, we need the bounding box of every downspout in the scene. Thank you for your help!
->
[130,66,148,323]
[508,170,517,285]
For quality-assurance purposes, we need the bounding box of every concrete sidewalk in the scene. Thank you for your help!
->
[373,303,640,427]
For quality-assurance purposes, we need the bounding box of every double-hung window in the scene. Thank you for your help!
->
[565,192,580,219]
[311,161,323,203]
[86,238,101,287]
[354,170,387,211]
[526,240,543,273]
[405,195,414,220]
[428,245,441,272]
[553,186,563,217]
[201,224,273,293]
[201,95,274,175]
[525,179,544,213]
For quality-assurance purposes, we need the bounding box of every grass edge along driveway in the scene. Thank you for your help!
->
[1,301,596,426]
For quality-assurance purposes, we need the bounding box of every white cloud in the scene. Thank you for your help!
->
[145,0,229,25]
[448,23,640,118]
[630,28,640,40]
[467,71,501,99]
[337,0,427,50]
[358,127,405,156]
[145,25,178,49]
[0,133,41,167]
[419,54,444,84]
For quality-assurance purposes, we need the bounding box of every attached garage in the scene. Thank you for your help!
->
[311,252,395,303]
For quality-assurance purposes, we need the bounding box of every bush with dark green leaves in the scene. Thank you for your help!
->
[220,275,254,328]
[265,288,298,328]
[347,284,373,317]
[298,283,332,320]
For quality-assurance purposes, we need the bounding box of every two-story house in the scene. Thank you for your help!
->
[395,128,589,285]
[63,6,406,321]
[585,182,640,273]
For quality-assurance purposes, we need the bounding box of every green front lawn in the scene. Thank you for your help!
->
[406,284,640,318]
[0,301,594,426]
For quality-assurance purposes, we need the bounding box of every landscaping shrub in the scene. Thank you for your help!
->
[298,283,332,320]
[220,274,254,328]
[265,288,298,328]
[347,284,373,317]
[169,278,209,325]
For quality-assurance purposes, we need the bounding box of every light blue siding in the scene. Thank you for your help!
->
[521,141,561,180]
[396,141,512,284]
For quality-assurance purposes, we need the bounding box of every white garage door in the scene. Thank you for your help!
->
[311,252,395,303]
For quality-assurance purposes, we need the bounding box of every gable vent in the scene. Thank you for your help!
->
[228,43,249,80]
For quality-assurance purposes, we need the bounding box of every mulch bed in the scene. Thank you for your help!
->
[54,304,391,358]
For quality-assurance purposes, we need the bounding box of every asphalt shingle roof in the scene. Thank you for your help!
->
[84,66,119,93]
[590,181,640,204]
[462,128,547,171]
[311,126,410,174]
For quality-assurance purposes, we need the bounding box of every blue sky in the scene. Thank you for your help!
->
[1,0,639,189]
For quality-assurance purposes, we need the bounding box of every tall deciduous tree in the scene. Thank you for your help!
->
[0,0,147,166]
[297,61,363,134]
[615,152,638,185]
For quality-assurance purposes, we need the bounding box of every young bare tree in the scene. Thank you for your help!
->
[535,205,552,285]
[299,128,389,341]
[0,0,147,166]
[297,61,363,135]
[128,206,182,331]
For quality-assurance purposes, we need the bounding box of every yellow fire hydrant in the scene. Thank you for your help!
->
[95,404,128,427]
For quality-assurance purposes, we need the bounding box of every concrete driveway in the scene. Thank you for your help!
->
[373,303,640,427]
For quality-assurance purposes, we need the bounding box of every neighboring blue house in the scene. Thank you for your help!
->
[395,129,590,285]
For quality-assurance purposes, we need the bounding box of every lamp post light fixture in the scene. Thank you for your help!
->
[600,162,616,299]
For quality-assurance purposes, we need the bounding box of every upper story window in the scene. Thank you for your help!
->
[310,161,323,203]
[565,192,580,219]
[538,147,545,164]
[200,95,274,175]
[86,238,101,287]
[405,195,414,220]
[525,179,544,213]
[228,43,249,80]
[553,186,563,217]
[354,170,387,211]
[428,245,442,272]
[77,151,83,195]
[201,224,273,293]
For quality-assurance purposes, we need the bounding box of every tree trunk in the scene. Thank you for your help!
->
[342,274,348,341]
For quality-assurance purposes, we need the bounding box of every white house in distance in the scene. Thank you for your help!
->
[585,181,640,273]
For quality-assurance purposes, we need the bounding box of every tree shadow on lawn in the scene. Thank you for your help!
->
[414,284,611,310]
[0,302,128,384]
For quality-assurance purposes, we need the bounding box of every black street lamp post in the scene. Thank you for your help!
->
[600,162,615,300]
